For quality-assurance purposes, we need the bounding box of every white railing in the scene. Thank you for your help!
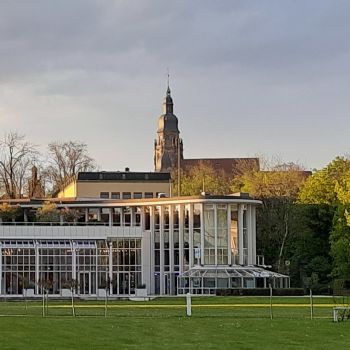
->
[0,223,143,240]
[0,221,141,227]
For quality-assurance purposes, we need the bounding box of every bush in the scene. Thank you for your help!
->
[36,202,60,222]
[0,203,20,222]
[216,288,304,296]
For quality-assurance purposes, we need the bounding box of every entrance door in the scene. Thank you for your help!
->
[118,273,129,295]
[79,272,90,295]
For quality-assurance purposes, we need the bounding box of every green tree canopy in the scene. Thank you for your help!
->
[174,162,230,196]
[232,163,307,200]
[298,156,350,204]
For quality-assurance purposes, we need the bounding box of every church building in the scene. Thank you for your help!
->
[154,85,259,177]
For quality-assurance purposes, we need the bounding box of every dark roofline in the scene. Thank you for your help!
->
[77,171,171,182]
[183,157,259,161]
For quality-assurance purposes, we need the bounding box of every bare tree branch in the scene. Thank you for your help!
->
[45,140,96,193]
[0,131,38,198]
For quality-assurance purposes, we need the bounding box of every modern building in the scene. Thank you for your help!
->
[57,171,172,199]
[0,194,288,298]
[153,85,260,176]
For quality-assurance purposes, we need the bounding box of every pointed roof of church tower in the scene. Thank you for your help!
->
[157,80,179,133]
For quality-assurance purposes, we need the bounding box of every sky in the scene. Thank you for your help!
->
[0,0,350,172]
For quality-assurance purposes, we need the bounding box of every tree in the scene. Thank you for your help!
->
[287,204,333,291]
[174,162,230,196]
[46,141,96,193]
[329,205,350,280]
[233,162,308,272]
[298,156,350,204]
[298,156,350,282]
[0,131,38,198]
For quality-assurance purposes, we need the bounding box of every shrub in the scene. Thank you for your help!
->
[216,288,304,296]
[36,202,60,222]
[0,203,20,222]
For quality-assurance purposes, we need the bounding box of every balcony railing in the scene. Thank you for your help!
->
[0,222,143,240]
[0,221,141,227]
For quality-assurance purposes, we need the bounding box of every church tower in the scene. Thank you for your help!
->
[154,84,183,172]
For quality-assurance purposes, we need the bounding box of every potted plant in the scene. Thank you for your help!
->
[135,283,147,297]
[98,278,109,297]
[60,279,72,297]
[61,207,82,224]
[23,280,35,297]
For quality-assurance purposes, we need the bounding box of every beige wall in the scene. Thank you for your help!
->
[57,181,76,198]
[74,181,171,198]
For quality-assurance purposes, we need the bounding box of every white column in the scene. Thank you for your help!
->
[120,208,124,226]
[35,242,40,295]
[179,205,184,274]
[238,204,244,265]
[169,205,174,288]
[247,205,253,265]
[97,208,101,222]
[95,246,98,296]
[85,208,89,222]
[141,230,151,294]
[140,207,144,230]
[214,204,218,266]
[159,206,164,295]
[189,204,194,268]
[130,207,134,227]
[150,206,155,294]
[0,243,2,294]
[227,205,232,266]
[109,208,113,227]
[109,242,113,294]
[72,242,76,285]
[252,206,257,265]
[200,204,205,266]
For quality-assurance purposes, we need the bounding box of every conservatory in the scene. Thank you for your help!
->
[178,266,290,295]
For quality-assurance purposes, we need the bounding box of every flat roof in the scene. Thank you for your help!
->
[0,194,262,208]
[77,171,171,181]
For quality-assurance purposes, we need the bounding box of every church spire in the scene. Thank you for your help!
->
[166,70,171,95]
[163,71,173,114]
[155,77,183,172]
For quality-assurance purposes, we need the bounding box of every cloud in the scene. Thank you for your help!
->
[0,0,350,170]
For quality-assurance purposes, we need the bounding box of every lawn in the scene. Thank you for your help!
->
[0,296,349,349]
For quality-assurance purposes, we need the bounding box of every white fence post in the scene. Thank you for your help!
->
[186,293,192,316]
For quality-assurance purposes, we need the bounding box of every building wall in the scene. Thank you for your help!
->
[58,181,171,199]
[57,181,76,198]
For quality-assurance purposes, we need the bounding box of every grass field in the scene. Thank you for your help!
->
[0,296,349,349]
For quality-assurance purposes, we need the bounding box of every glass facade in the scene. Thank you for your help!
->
[1,239,141,296]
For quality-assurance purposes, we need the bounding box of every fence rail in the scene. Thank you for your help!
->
[0,296,344,320]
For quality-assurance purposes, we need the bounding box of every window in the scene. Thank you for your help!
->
[122,192,131,199]
[111,192,120,199]
[100,192,109,199]
[133,192,142,199]
[145,192,153,198]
